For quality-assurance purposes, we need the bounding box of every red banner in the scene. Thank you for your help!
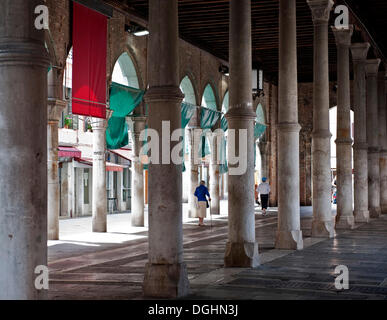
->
[72,2,107,118]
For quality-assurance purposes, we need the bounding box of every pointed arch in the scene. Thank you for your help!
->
[201,83,218,111]
[112,52,140,89]
[256,103,265,124]
[222,91,229,113]
[180,75,197,105]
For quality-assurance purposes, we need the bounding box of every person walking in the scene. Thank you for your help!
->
[194,180,211,226]
[257,177,270,215]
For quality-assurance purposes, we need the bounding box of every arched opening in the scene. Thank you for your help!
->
[255,103,265,187]
[180,76,198,203]
[221,91,229,113]
[329,106,355,205]
[110,52,142,212]
[199,84,218,185]
[112,52,140,89]
[220,91,229,199]
[180,75,196,105]
[201,83,217,111]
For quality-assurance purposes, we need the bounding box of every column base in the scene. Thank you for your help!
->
[224,241,259,267]
[370,207,381,218]
[131,214,145,227]
[275,230,303,250]
[335,215,355,229]
[48,230,59,241]
[381,206,387,215]
[143,263,190,298]
[92,220,107,233]
[354,209,370,223]
[311,219,335,238]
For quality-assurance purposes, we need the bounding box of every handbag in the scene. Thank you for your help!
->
[206,200,209,208]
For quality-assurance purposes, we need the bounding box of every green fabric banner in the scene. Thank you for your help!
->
[254,122,267,167]
[181,102,197,172]
[221,116,228,132]
[106,117,129,150]
[199,107,220,158]
[106,82,145,150]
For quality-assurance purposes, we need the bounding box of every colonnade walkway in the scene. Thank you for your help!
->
[47,202,387,300]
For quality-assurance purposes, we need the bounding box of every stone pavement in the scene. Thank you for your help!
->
[47,202,387,300]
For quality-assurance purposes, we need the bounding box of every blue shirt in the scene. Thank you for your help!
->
[194,185,210,202]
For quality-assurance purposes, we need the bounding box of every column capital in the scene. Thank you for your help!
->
[353,142,368,150]
[350,43,370,63]
[91,117,107,130]
[131,116,147,134]
[225,105,256,121]
[47,99,67,123]
[368,146,380,153]
[144,86,184,104]
[276,122,301,133]
[332,25,353,47]
[378,70,387,81]
[335,137,353,145]
[307,0,334,25]
[365,59,381,76]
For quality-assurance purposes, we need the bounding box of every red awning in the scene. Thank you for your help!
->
[58,146,82,158]
[110,148,133,161]
[75,158,125,172]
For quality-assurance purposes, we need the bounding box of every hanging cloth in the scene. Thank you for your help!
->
[181,102,197,172]
[106,82,145,150]
[199,107,220,158]
[254,122,267,166]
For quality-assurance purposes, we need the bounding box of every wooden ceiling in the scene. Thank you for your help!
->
[103,0,387,83]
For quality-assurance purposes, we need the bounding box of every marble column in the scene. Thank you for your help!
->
[220,173,225,200]
[307,0,335,238]
[209,131,221,215]
[275,0,303,250]
[332,26,355,229]
[92,118,107,232]
[258,139,268,179]
[130,116,146,226]
[224,0,259,267]
[0,0,49,299]
[351,43,370,222]
[365,59,381,218]
[379,71,387,214]
[143,0,189,298]
[47,99,66,240]
[187,127,200,217]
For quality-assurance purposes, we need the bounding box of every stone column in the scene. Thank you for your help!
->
[379,71,387,214]
[258,139,268,179]
[0,0,49,299]
[220,173,225,200]
[187,127,200,217]
[224,0,259,267]
[92,118,107,232]
[351,43,370,222]
[47,99,66,239]
[307,0,335,238]
[275,0,303,250]
[209,131,221,215]
[365,59,381,218]
[332,26,355,229]
[130,116,146,226]
[143,0,189,298]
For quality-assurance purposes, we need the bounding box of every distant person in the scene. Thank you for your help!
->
[194,180,211,226]
[257,177,270,215]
